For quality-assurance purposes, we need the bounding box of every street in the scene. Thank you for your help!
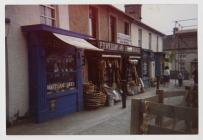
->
[7,80,193,135]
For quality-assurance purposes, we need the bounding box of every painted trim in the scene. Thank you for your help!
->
[21,24,91,39]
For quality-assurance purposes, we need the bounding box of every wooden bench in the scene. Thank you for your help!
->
[130,89,198,134]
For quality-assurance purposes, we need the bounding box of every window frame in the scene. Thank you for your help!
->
[88,6,98,38]
[138,28,142,47]
[109,15,117,43]
[40,5,57,27]
[124,22,130,35]
[149,32,152,50]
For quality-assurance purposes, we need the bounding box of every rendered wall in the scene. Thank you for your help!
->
[5,5,41,123]
[131,23,163,52]
[131,23,139,46]
[58,5,70,30]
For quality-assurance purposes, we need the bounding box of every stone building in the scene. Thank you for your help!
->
[163,29,197,79]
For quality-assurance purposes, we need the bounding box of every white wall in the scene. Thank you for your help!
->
[151,32,157,52]
[6,5,41,123]
[131,23,163,52]
[142,28,149,50]
[131,24,139,46]
[58,5,70,30]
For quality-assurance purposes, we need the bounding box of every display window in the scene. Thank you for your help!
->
[45,46,76,94]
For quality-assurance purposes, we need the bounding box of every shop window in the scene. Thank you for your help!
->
[46,48,76,95]
[138,29,142,47]
[103,59,121,87]
[149,33,152,50]
[89,6,98,38]
[110,16,116,43]
[124,22,130,35]
[40,5,56,26]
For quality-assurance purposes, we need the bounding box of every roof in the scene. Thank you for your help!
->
[133,19,165,36]
[175,28,197,34]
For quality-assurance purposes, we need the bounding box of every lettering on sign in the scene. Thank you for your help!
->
[99,41,124,51]
[98,41,140,54]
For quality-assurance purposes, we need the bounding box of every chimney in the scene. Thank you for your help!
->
[125,4,142,21]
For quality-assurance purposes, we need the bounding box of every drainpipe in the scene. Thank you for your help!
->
[5,17,11,127]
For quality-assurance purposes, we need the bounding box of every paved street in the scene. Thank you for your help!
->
[6,80,193,135]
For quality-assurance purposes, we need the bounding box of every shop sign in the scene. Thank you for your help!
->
[98,41,125,51]
[117,33,132,45]
[98,41,141,54]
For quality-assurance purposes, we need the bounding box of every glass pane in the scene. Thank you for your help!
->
[46,53,76,94]
[46,18,52,26]
[40,17,46,24]
[51,9,55,19]
[46,8,52,17]
[40,6,45,16]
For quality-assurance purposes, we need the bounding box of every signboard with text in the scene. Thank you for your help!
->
[97,40,141,54]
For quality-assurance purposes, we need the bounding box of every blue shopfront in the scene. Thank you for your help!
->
[21,24,100,122]
[155,52,163,77]
[141,49,155,88]
[141,49,163,88]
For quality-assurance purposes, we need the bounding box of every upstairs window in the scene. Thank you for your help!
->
[124,22,130,35]
[149,33,152,50]
[110,16,116,43]
[138,29,142,47]
[40,5,56,26]
[89,7,97,38]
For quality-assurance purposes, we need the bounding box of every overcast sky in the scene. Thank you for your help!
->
[114,4,197,35]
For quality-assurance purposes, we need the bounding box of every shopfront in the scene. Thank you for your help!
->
[87,40,141,91]
[141,49,156,88]
[21,24,100,122]
[155,52,164,77]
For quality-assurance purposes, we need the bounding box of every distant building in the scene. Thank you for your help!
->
[163,29,197,79]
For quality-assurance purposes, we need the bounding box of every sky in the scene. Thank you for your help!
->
[114,4,198,35]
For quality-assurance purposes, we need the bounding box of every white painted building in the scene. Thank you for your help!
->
[130,21,164,82]
[5,5,70,124]
[131,23,163,52]
[125,5,164,86]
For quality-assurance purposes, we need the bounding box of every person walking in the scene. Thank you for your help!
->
[192,66,198,85]
[178,71,183,87]
[163,66,170,86]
